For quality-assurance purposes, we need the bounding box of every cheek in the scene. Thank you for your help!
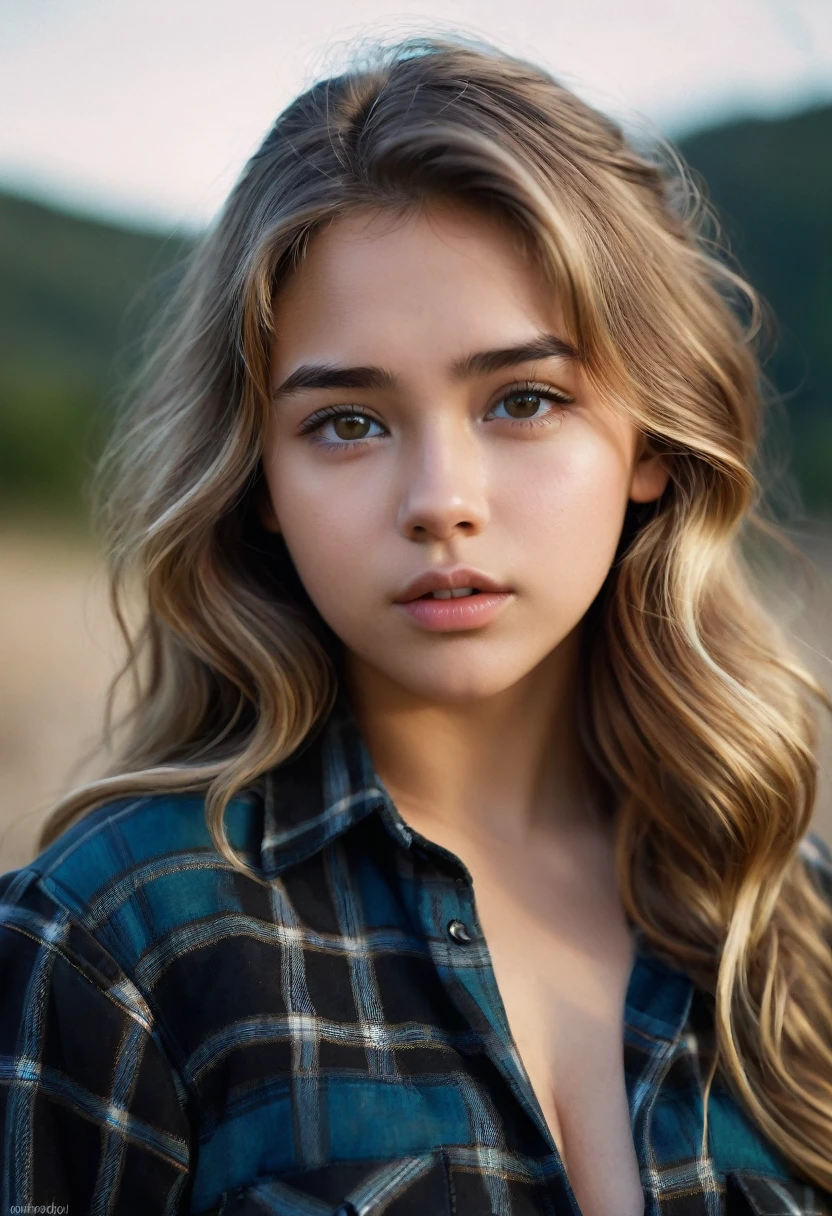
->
[264,452,381,614]
[498,439,630,599]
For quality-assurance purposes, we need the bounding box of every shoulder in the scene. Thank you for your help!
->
[0,795,203,1205]
[1,787,264,974]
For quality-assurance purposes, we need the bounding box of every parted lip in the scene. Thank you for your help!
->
[393,567,513,603]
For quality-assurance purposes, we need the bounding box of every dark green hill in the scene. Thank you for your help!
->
[0,101,829,517]
[679,105,832,509]
[0,192,190,513]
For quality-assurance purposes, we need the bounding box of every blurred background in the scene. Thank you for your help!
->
[1,0,831,870]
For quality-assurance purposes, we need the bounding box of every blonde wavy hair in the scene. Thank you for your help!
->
[38,33,832,1189]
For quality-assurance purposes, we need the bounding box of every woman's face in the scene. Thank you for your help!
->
[263,203,668,703]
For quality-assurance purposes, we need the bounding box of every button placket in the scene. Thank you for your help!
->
[417,858,567,1163]
[448,875,571,1168]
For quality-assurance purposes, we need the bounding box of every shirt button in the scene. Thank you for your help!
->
[447,918,473,944]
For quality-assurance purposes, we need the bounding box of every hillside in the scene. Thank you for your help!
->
[0,193,190,513]
[0,101,830,516]
[680,105,832,507]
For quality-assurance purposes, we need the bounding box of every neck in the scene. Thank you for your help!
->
[344,627,610,850]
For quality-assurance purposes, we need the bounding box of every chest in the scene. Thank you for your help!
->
[460,847,644,1216]
[168,813,820,1214]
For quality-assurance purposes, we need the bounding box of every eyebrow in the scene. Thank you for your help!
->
[270,332,578,401]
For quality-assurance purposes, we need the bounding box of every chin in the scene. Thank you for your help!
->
[383,655,530,705]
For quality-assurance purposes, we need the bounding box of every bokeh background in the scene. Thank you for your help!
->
[2,1,831,870]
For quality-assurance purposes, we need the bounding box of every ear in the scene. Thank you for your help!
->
[257,482,281,534]
[629,439,670,505]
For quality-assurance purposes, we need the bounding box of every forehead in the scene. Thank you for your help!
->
[270,203,558,360]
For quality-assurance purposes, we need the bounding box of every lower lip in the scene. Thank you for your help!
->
[393,592,514,632]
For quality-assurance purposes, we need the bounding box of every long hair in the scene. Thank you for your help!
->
[38,33,832,1188]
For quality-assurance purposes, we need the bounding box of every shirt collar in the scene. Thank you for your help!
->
[258,685,400,880]
[624,930,695,1043]
[256,684,694,1044]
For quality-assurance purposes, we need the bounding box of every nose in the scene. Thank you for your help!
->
[396,421,490,543]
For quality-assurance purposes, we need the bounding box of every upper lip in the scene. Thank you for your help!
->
[393,567,513,603]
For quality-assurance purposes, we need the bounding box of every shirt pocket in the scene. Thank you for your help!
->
[214,1150,454,1216]
[726,1170,832,1215]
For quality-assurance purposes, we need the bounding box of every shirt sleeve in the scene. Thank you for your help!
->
[0,866,192,1213]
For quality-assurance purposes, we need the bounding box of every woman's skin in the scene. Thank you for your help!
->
[262,201,669,1215]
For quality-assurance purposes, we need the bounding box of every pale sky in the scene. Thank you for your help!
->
[2,0,831,231]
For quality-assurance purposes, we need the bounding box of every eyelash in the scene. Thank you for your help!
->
[297,380,575,450]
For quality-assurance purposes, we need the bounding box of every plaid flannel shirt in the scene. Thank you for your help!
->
[2,687,831,1215]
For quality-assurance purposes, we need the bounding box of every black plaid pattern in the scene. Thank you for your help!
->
[1,688,831,1214]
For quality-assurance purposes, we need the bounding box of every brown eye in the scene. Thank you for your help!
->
[502,391,544,419]
[300,407,386,446]
[488,383,573,426]
[332,414,373,440]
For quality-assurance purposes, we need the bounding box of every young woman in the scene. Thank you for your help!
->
[2,33,831,1216]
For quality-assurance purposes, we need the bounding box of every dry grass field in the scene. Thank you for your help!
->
[0,529,125,870]
[1,522,831,874]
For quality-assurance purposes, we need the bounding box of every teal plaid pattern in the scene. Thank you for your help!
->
[1,688,831,1214]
